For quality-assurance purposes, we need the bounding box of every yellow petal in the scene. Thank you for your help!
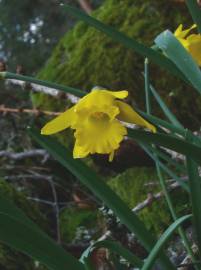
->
[186,34,201,66]
[73,140,89,159]
[75,90,128,113]
[174,24,196,39]
[74,119,127,155]
[109,151,115,162]
[104,90,128,99]
[91,88,128,99]
[41,105,76,135]
[115,100,156,132]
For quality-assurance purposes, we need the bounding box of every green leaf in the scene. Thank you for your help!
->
[138,110,186,137]
[141,214,192,270]
[185,0,201,33]
[144,58,151,114]
[128,129,201,165]
[151,147,186,174]
[61,4,184,81]
[93,240,143,268]
[83,258,95,270]
[0,71,85,97]
[155,30,201,95]
[141,144,189,192]
[29,127,176,270]
[149,84,183,129]
[0,199,84,270]
[138,110,201,148]
[186,133,201,256]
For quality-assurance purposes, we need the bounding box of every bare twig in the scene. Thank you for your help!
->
[4,174,52,182]
[0,104,61,116]
[144,177,187,187]
[49,178,61,244]
[27,197,71,207]
[5,172,63,244]
[132,180,182,213]
[95,180,184,244]
[6,78,79,104]
[0,149,49,162]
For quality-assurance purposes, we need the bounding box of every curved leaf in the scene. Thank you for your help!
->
[155,30,201,95]
[0,71,85,97]
[61,4,184,81]
[128,129,201,165]
[93,240,143,268]
[185,0,201,33]
[149,84,183,129]
[0,211,84,270]
[29,127,176,270]
[141,214,192,270]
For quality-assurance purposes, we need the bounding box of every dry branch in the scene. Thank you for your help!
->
[0,149,49,162]
[6,78,79,104]
[132,180,183,213]
[0,104,61,116]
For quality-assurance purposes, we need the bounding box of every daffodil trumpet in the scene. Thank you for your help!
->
[41,89,156,161]
[174,24,201,66]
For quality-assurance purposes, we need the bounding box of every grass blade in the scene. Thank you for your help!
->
[61,4,185,81]
[138,110,186,136]
[155,30,201,95]
[128,129,201,165]
[29,127,176,270]
[149,84,183,129]
[0,71,85,98]
[141,144,189,192]
[81,240,143,268]
[93,240,143,268]
[155,159,198,269]
[185,0,201,33]
[141,214,192,270]
[144,58,151,114]
[0,207,84,270]
[152,147,186,174]
[186,140,201,255]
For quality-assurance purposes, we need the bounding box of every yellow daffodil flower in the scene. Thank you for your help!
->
[174,24,201,66]
[41,89,156,161]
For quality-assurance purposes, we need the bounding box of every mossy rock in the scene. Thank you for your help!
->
[108,167,189,235]
[0,179,48,269]
[36,0,201,129]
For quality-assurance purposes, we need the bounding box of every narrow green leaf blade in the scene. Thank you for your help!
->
[0,212,84,270]
[141,144,189,192]
[155,30,201,95]
[128,129,201,165]
[29,127,176,270]
[1,71,85,97]
[93,240,143,268]
[149,84,183,129]
[61,4,184,80]
[185,0,201,33]
[141,214,192,270]
[186,153,201,255]
[138,110,186,136]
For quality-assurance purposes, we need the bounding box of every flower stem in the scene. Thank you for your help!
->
[144,58,151,114]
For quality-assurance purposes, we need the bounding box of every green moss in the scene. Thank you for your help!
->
[60,207,100,242]
[36,0,201,129]
[108,167,188,234]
